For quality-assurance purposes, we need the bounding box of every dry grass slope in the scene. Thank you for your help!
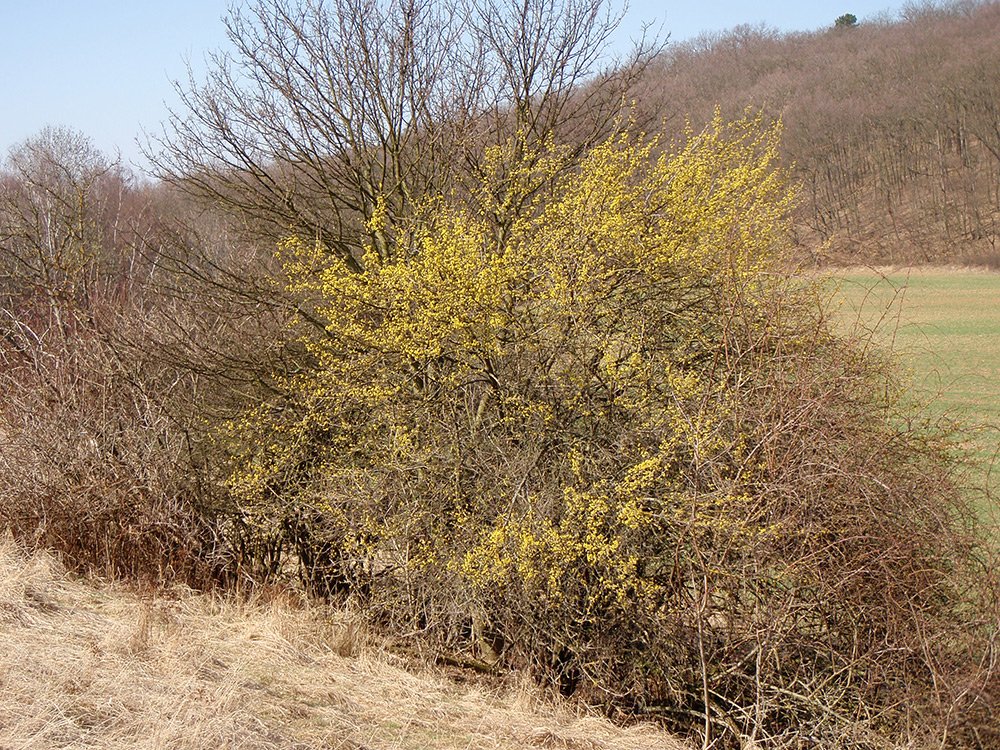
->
[0,535,686,750]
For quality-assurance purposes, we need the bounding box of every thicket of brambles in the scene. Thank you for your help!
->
[1,1,998,748]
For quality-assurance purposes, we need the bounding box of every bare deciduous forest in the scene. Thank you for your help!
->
[1,1,998,749]
[631,0,1000,264]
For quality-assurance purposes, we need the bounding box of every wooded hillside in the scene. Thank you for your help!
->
[634,1,1000,265]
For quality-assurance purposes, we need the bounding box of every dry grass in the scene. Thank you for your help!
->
[0,534,687,750]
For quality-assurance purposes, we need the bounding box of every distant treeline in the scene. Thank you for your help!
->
[634,0,1000,265]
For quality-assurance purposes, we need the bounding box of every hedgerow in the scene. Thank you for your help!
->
[223,114,998,748]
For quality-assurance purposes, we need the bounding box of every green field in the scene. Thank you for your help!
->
[829,269,1000,499]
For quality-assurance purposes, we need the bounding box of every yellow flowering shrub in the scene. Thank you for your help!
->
[223,113,997,746]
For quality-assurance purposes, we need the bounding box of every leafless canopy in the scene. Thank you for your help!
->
[0,128,142,345]
[148,0,660,269]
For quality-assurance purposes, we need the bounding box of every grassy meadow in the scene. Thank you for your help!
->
[829,268,1000,501]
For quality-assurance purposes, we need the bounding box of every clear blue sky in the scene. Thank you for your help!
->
[1,0,902,171]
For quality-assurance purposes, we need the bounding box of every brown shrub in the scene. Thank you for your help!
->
[0,326,221,586]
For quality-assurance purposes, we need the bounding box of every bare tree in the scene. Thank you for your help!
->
[148,0,660,270]
[0,127,150,350]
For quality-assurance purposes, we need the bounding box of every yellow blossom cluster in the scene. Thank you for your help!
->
[226,110,794,660]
